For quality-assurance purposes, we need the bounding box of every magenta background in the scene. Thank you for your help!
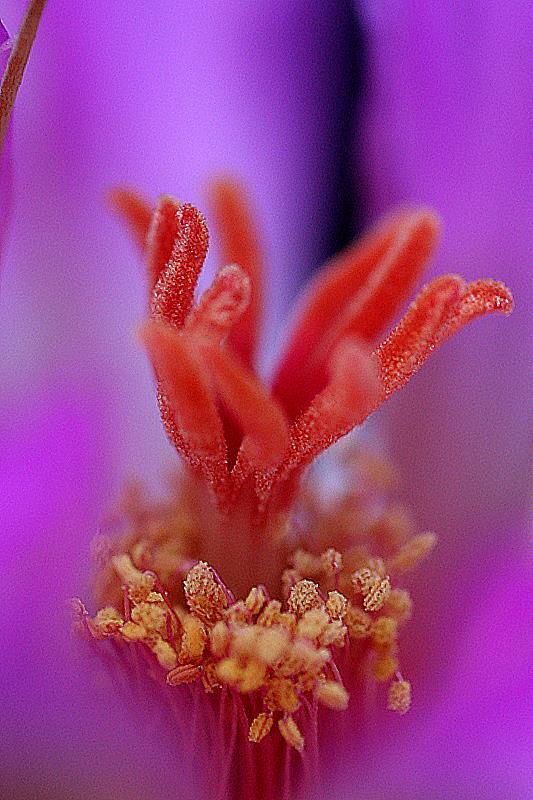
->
[0,2,530,799]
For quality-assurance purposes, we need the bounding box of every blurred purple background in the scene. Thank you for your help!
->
[0,2,530,798]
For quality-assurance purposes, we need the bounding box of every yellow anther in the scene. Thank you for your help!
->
[352,567,381,595]
[363,577,392,612]
[288,580,324,617]
[184,561,228,623]
[166,663,202,686]
[248,713,273,743]
[388,533,436,574]
[372,654,399,682]
[216,657,241,686]
[257,601,296,632]
[201,660,221,692]
[127,572,157,604]
[245,585,267,615]
[297,608,329,641]
[238,660,267,693]
[371,616,398,647]
[264,678,300,713]
[387,679,411,714]
[120,621,147,642]
[209,620,230,658]
[151,638,178,669]
[179,614,206,662]
[216,657,266,693]
[254,627,289,665]
[131,601,167,635]
[91,607,123,638]
[383,588,413,621]
[278,716,304,752]
[316,680,349,710]
[326,591,348,620]
[344,604,372,639]
[319,619,346,648]
[224,600,250,625]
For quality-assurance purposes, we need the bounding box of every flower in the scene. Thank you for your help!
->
[74,179,511,799]
[1,5,527,798]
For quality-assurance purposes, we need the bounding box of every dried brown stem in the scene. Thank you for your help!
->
[0,0,47,158]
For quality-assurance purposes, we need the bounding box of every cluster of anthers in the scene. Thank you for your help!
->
[72,178,511,780]
[74,473,434,751]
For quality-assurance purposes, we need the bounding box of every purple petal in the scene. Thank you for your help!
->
[329,534,531,799]
[357,1,531,535]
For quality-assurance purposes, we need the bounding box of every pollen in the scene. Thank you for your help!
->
[373,654,399,682]
[131,601,167,635]
[120,621,148,642]
[90,607,123,638]
[209,620,230,657]
[353,568,392,612]
[352,567,381,595]
[287,580,325,617]
[166,663,202,686]
[184,561,229,623]
[388,679,412,714]
[248,712,274,743]
[296,608,329,641]
[245,585,268,615]
[278,715,304,752]
[371,616,398,647]
[264,678,300,713]
[152,638,178,669]
[326,591,348,620]
[180,614,207,663]
[344,604,372,638]
[387,533,437,573]
[128,572,157,604]
[316,680,349,711]
[383,588,413,621]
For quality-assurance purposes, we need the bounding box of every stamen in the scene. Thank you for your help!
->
[387,532,437,574]
[184,561,229,623]
[387,678,412,714]
[166,664,202,686]
[278,715,304,752]
[440,279,513,341]
[248,712,273,743]
[316,680,349,711]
